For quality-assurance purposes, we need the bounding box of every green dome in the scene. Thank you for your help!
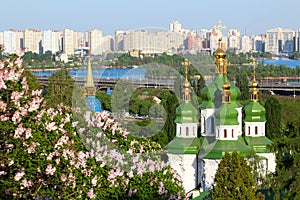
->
[200,74,241,109]
[175,102,198,123]
[244,101,266,122]
[215,103,239,125]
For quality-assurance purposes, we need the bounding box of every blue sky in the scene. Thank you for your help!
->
[2,0,300,35]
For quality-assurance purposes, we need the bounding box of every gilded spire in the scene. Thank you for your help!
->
[213,21,228,74]
[85,51,96,96]
[181,59,191,102]
[249,59,259,102]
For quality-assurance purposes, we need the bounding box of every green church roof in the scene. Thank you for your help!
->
[175,102,199,123]
[167,137,203,154]
[199,136,253,159]
[200,74,241,109]
[244,101,266,122]
[244,136,272,153]
[215,103,239,125]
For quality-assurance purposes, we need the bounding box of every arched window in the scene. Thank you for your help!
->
[224,129,227,138]
[211,118,215,134]
[186,127,189,136]
[248,126,250,135]
[203,118,206,133]
[255,126,258,135]
[179,127,181,135]
[232,129,234,138]
[217,129,219,138]
[193,126,195,136]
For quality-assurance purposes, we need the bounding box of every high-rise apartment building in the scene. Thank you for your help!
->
[87,29,112,55]
[266,27,294,54]
[2,30,23,54]
[62,29,78,55]
[252,34,266,52]
[42,30,62,54]
[119,29,184,54]
[227,28,240,51]
[240,35,251,53]
[24,29,42,53]
[169,21,182,32]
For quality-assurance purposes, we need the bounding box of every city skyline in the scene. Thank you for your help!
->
[2,0,300,36]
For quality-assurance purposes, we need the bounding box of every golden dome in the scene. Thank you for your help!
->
[251,80,258,88]
[183,80,191,88]
[214,48,226,59]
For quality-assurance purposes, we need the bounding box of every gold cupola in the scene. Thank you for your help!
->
[249,60,259,102]
[181,59,192,102]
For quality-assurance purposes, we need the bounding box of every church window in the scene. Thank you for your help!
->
[211,118,214,134]
[179,127,181,135]
[203,118,206,133]
[193,126,195,135]
[186,127,189,136]
[224,129,227,138]
[217,130,219,138]
[255,126,258,135]
[248,126,250,135]
[232,129,234,138]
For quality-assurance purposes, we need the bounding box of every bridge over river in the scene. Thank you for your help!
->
[37,76,175,91]
[37,76,300,96]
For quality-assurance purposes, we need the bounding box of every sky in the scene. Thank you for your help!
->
[2,0,300,36]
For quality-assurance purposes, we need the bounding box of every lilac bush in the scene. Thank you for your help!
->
[0,49,185,199]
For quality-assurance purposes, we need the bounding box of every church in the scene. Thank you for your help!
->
[167,41,276,195]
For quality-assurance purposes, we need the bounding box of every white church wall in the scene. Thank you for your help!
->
[235,107,243,136]
[257,153,276,173]
[201,108,215,136]
[176,123,198,138]
[245,122,265,137]
[202,158,220,190]
[168,154,198,193]
[215,125,239,140]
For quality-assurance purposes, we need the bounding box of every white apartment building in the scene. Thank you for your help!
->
[24,29,42,53]
[169,21,182,32]
[117,29,184,54]
[87,30,112,55]
[42,30,62,54]
[227,28,240,51]
[294,29,300,52]
[266,27,294,54]
[63,29,79,55]
[3,30,23,54]
[240,35,252,53]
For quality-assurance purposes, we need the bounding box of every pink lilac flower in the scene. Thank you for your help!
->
[25,128,32,139]
[45,122,58,131]
[91,175,97,186]
[0,171,7,175]
[14,123,26,138]
[87,188,96,199]
[14,171,25,181]
[45,164,56,175]
[12,110,21,124]
[61,173,67,182]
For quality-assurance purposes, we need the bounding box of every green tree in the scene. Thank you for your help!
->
[45,69,74,107]
[265,97,282,139]
[235,72,249,101]
[271,121,300,199]
[212,152,264,200]
[96,90,111,111]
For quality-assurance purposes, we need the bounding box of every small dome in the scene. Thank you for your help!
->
[251,80,258,88]
[215,103,239,125]
[183,80,191,88]
[214,48,226,59]
[244,101,266,122]
[175,102,198,123]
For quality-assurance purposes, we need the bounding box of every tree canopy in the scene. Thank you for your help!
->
[212,152,264,200]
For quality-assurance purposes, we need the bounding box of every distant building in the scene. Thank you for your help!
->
[62,29,79,55]
[227,28,240,52]
[42,30,62,54]
[240,35,252,53]
[266,27,294,54]
[24,29,42,53]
